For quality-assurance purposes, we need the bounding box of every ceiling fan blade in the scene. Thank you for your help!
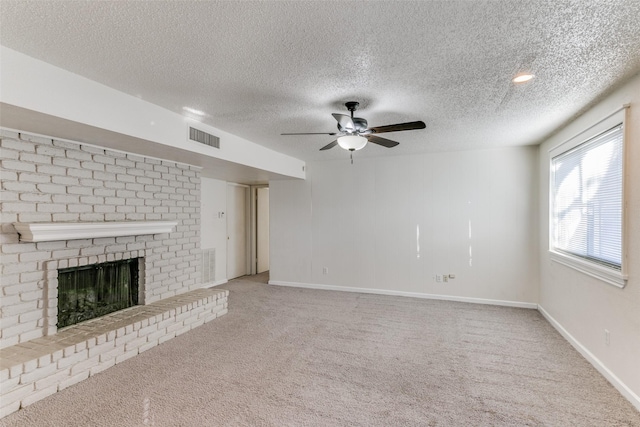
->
[368,121,426,134]
[367,135,399,148]
[332,113,356,132]
[319,140,338,151]
[281,132,337,136]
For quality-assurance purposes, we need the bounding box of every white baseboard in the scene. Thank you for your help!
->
[267,280,538,309]
[203,279,228,288]
[538,305,640,412]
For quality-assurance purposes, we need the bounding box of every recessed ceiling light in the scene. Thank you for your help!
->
[182,106,206,116]
[513,73,535,83]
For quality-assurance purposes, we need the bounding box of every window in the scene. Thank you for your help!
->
[549,107,627,287]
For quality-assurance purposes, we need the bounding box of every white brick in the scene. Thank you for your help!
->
[3,181,36,193]
[2,202,36,212]
[87,340,116,358]
[2,321,38,338]
[36,203,67,213]
[18,133,53,145]
[36,183,66,194]
[1,241,36,254]
[58,370,89,391]
[174,324,191,336]
[21,383,58,407]
[0,383,34,407]
[137,323,158,337]
[115,348,138,364]
[20,330,44,343]
[166,322,184,334]
[51,349,64,362]
[52,175,79,185]
[22,358,38,374]
[66,150,92,161]
[19,152,51,164]
[52,157,80,168]
[0,401,21,418]
[19,251,52,262]
[57,350,88,369]
[0,368,9,383]
[19,271,46,283]
[90,358,116,376]
[3,261,39,274]
[99,346,125,363]
[35,144,65,157]
[158,332,176,344]
[202,313,217,323]
[138,340,158,353]
[17,173,50,183]
[37,354,52,368]
[34,367,71,390]
[9,364,23,379]
[146,328,167,343]
[189,318,205,329]
[1,137,35,152]
[70,355,100,376]
[78,144,104,154]
[1,160,36,172]
[67,186,93,195]
[124,336,147,352]
[19,362,58,384]
[1,376,21,394]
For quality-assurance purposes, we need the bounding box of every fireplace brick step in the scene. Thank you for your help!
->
[0,286,229,418]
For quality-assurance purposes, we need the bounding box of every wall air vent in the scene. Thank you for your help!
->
[202,248,216,284]
[189,127,220,149]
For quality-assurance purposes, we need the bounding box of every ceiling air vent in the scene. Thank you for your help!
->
[189,127,220,149]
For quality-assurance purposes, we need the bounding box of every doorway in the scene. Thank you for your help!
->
[256,187,270,274]
[227,183,249,279]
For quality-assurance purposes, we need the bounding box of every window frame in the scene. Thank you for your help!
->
[548,106,629,288]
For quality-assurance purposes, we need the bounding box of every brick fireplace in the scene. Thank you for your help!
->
[0,129,228,417]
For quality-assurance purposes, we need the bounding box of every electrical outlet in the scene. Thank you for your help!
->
[322,267,328,275]
[605,329,610,346]
[435,275,442,282]
[443,275,449,283]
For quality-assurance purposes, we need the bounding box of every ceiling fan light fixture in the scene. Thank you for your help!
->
[337,135,368,151]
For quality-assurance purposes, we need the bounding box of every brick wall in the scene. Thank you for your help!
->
[0,129,202,349]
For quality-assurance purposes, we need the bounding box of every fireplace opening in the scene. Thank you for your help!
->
[57,258,140,328]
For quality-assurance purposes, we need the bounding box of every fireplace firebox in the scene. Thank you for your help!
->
[57,258,140,328]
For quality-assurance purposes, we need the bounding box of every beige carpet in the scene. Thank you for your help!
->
[1,273,638,426]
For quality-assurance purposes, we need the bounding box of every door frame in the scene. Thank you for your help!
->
[227,182,251,279]
[249,184,269,275]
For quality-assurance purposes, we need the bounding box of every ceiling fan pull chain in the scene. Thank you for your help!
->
[350,151,354,164]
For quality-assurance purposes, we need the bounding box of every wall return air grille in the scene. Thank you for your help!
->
[189,127,220,149]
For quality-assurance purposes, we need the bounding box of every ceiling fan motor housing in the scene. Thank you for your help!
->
[338,117,368,133]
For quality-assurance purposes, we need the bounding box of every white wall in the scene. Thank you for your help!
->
[201,177,228,284]
[270,146,539,305]
[538,73,640,406]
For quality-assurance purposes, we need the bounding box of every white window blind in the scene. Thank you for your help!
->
[551,124,623,270]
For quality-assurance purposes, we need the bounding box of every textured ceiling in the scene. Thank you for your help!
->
[1,1,640,162]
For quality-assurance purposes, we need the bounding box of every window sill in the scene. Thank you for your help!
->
[549,250,627,288]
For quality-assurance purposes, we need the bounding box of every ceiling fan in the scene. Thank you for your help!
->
[282,101,426,153]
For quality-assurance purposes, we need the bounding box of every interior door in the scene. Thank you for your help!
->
[227,184,248,279]
[256,187,270,273]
